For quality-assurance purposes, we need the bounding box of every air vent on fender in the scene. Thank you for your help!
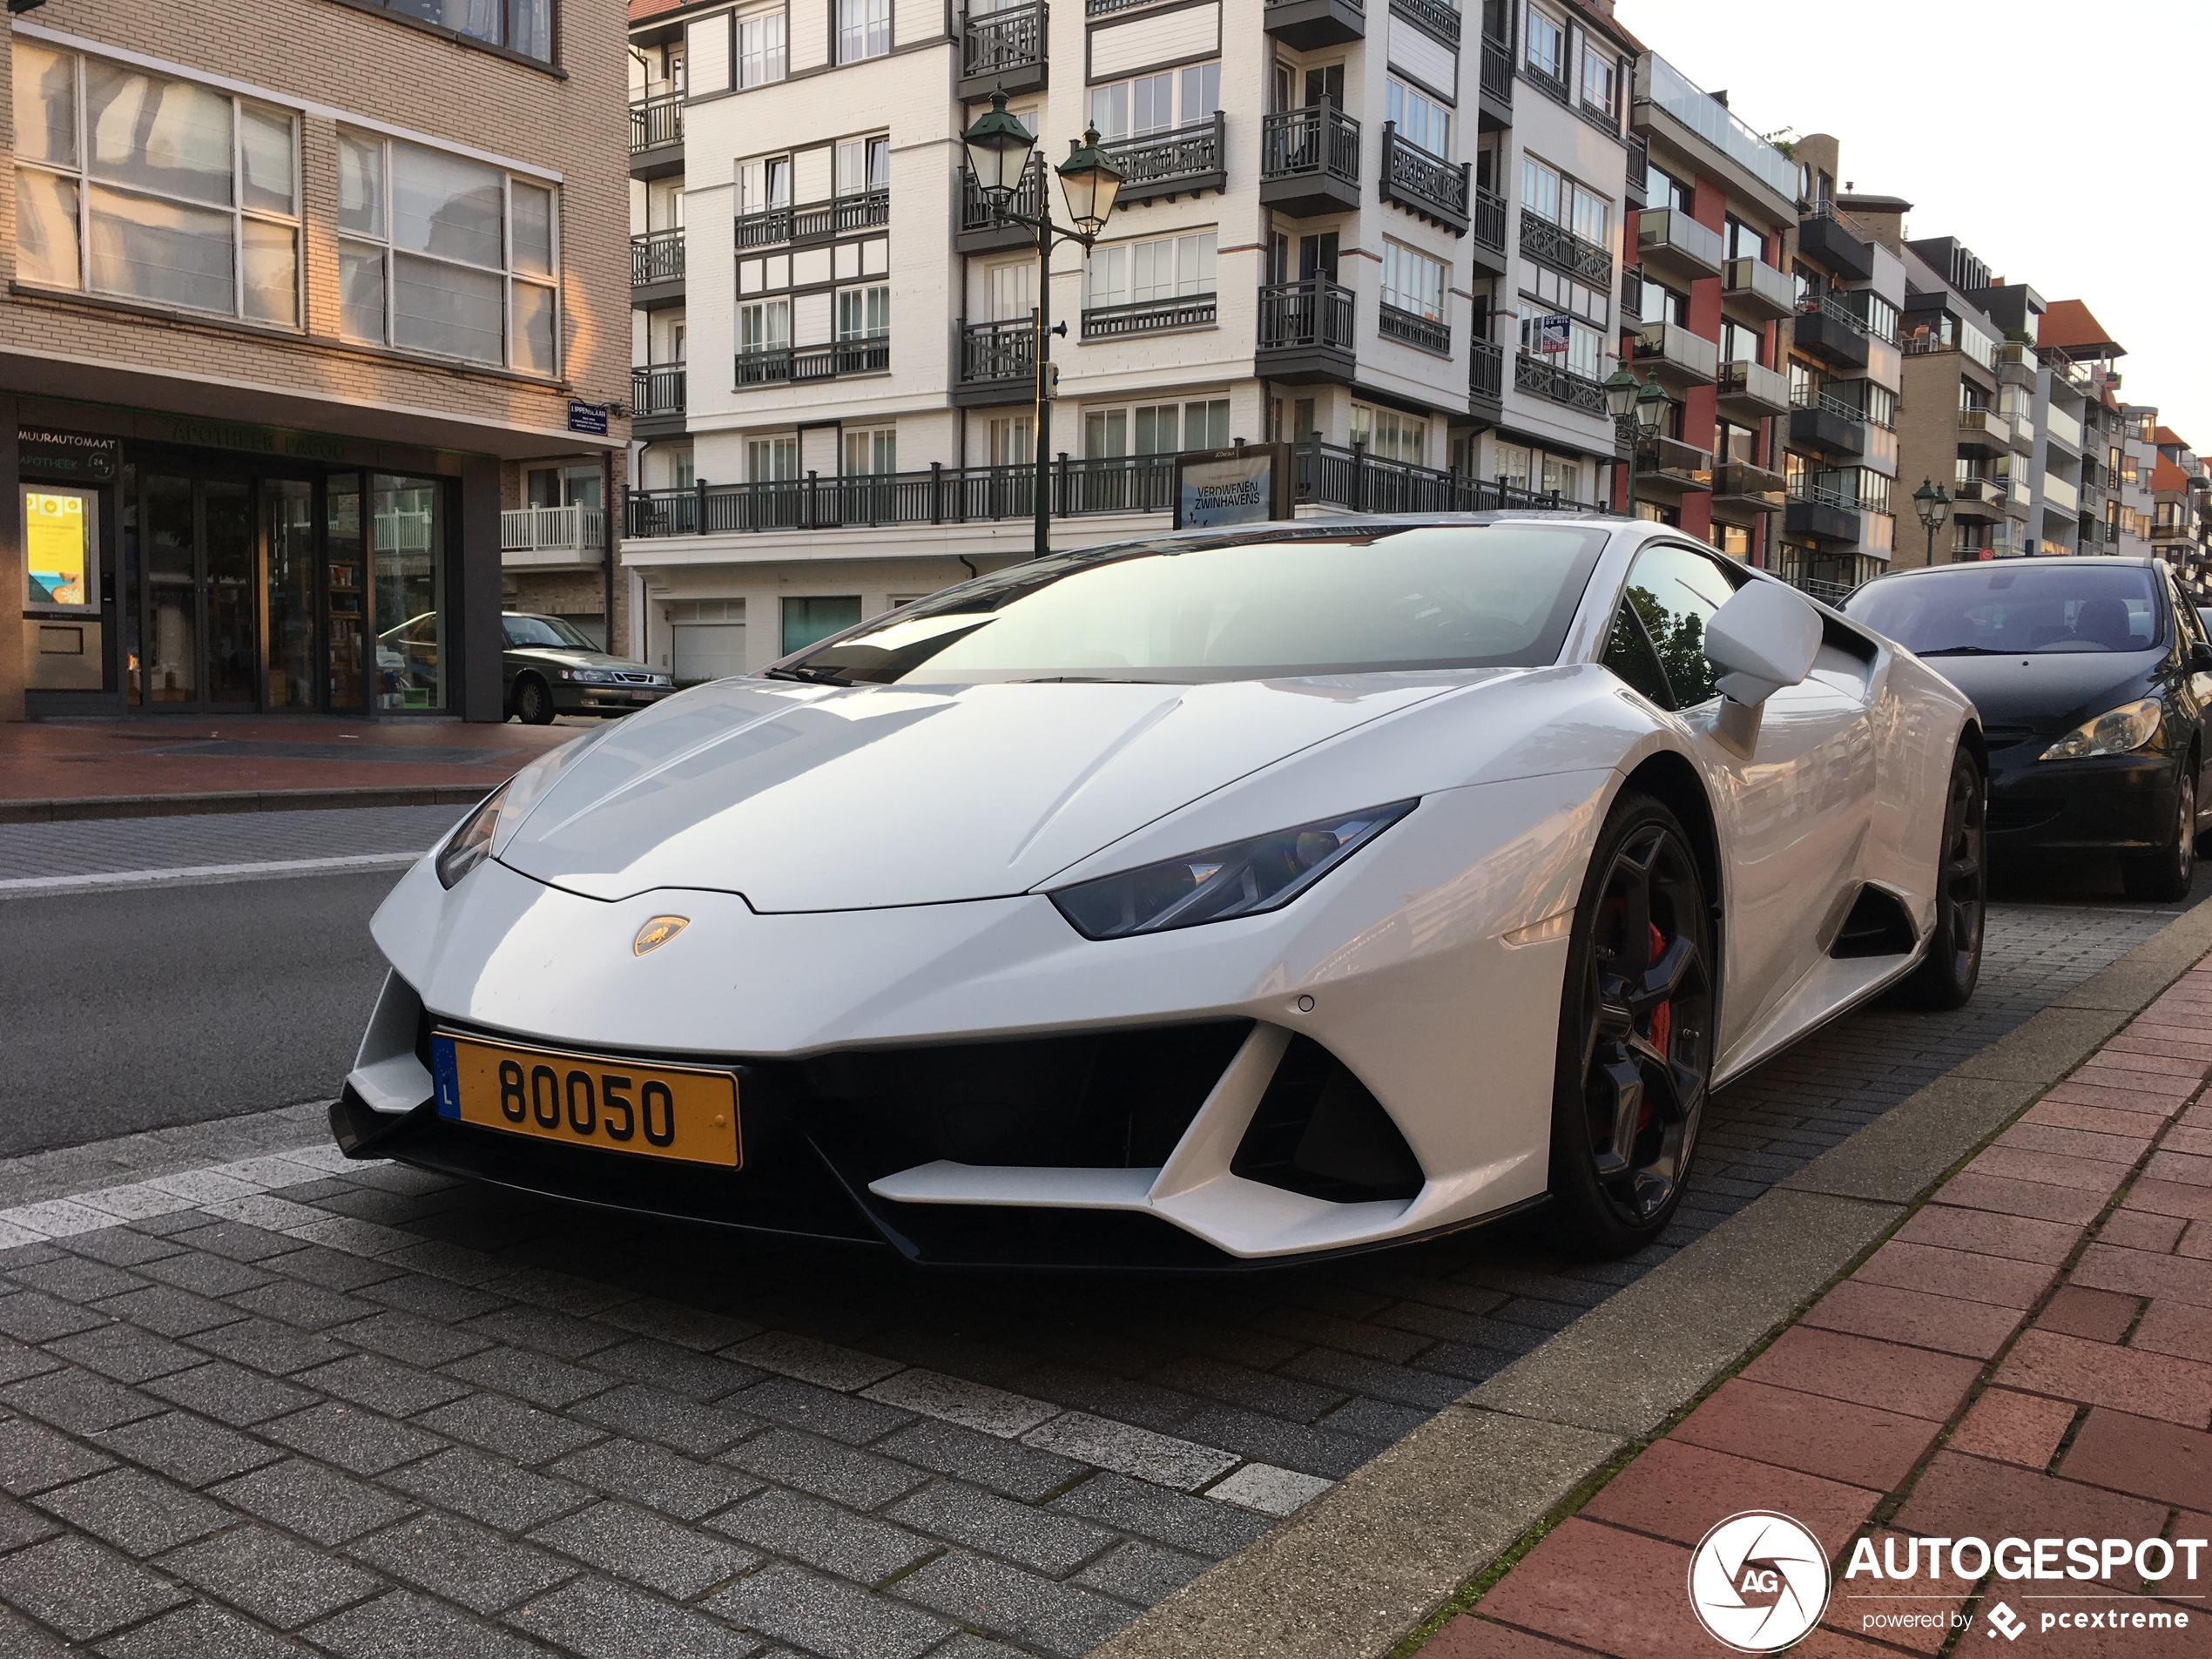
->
[1829,884,1918,959]
[1231,1036,1424,1203]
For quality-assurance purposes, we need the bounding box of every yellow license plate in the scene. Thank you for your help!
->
[431,1032,741,1168]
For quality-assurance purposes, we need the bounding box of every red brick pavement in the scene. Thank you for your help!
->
[1426,960,2212,1657]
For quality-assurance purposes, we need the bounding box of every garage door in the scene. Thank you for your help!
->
[668,600,746,685]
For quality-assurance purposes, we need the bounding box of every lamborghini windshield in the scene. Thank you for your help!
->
[777,523,1613,685]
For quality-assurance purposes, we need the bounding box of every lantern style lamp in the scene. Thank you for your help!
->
[1054,125,1123,239]
[1634,372,1669,436]
[1913,475,1952,562]
[962,91,1035,204]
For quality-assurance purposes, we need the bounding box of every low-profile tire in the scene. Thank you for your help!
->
[514,675,556,725]
[1546,790,1716,1258]
[1896,745,1987,1010]
[2124,765,2196,903]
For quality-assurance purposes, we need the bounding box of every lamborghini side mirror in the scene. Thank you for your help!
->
[1704,581,1824,708]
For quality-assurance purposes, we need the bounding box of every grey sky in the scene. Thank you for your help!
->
[1617,0,2212,448]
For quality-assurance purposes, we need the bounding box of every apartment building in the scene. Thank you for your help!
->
[616,0,1649,680]
[2148,422,2210,597]
[1970,280,2091,560]
[1768,145,1903,594]
[1614,51,1797,559]
[2,0,631,723]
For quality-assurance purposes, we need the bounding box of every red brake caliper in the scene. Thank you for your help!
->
[1642,923,1670,1135]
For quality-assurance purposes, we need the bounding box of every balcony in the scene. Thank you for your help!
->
[1106,112,1226,206]
[1796,206,1874,283]
[1259,105,1360,217]
[1623,135,1648,208]
[1949,478,2004,522]
[1467,184,1507,275]
[1621,264,1642,324]
[501,504,605,568]
[1636,208,1722,285]
[1996,340,2039,389]
[1638,52,1799,204]
[1635,432,1712,489]
[1785,486,1863,546]
[1468,338,1504,419]
[1710,461,1786,516]
[2046,403,2084,455]
[1479,36,1513,125]
[1957,408,2012,453]
[2044,473,2080,516]
[1379,303,1449,357]
[629,93,684,179]
[1722,256,1793,323]
[1634,320,1718,388]
[1793,296,1869,372]
[954,319,1035,408]
[631,364,685,438]
[631,229,684,306]
[1255,277,1355,383]
[735,206,791,251]
[1514,350,1609,419]
[735,339,890,386]
[1380,125,1470,235]
[1390,0,1460,49]
[1716,359,1790,422]
[1264,0,1363,50]
[1788,392,1864,459]
[958,157,1042,254]
[1519,212,1611,286]
[1082,293,1217,339]
[958,1,1046,99]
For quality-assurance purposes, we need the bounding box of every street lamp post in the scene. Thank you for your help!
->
[962,91,1124,559]
[1603,367,1671,518]
[1912,476,1952,564]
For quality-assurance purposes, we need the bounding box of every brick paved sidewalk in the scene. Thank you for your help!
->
[1426,955,2212,1658]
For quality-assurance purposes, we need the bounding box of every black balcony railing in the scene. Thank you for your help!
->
[1480,35,1512,103]
[1257,276,1354,353]
[1379,303,1449,356]
[631,229,684,287]
[1522,57,1570,105]
[1390,0,1460,46]
[1471,183,1506,254]
[962,2,1045,81]
[629,93,682,154]
[1620,263,1643,323]
[736,206,792,250]
[1082,293,1217,338]
[960,318,1036,385]
[1380,124,1470,233]
[1514,350,1609,418]
[1260,105,1359,186]
[1104,111,1225,201]
[796,192,889,241]
[961,155,1044,237]
[1296,439,1585,515]
[1519,212,1611,284]
[1469,338,1503,403]
[735,338,890,386]
[631,364,685,417]
[1624,135,1649,208]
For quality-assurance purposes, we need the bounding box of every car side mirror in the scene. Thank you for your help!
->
[1704,580,1824,707]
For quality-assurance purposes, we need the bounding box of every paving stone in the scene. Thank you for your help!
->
[0,1492,58,1553]
[888,1480,1116,1575]
[2058,1407,2212,1512]
[262,1244,406,1293]
[0,1289,109,1341]
[61,1228,185,1268]
[1048,1473,1273,1558]
[162,1522,386,1629]
[705,1561,951,1659]
[1947,1387,2080,1470]
[2133,1298,2212,1363]
[226,1278,382,1331]
[44,1320,206,1383]
[721,1428,928,1511]
[1581,1438,1879,1559]
[725,1333,903,1393]
[506,1575,760,1659]
[186,1317,352,1376]
[140,1358,318,1426]
[1,1365,165,1433]
[588,1339,763,1402]
[550,1436,763,1521]
[568,1382,758,1458]
[213,1456,418,1545]
[341,1309,496,1368]
[300,1353,475,1415]
[1204,1462,1335,1517]
[1798,1278,2027,1360]
[418,1393,605,1465]
[530,1501,762,1601]
[0,1534,188,1642]
[1470,1518,1706,1658]
[32,1467,229,1554]
[1739,1325,1983,1423]
[1996,1329,2212,1426]
[858,1369,1057,1438]
[894,1549,1138,1657]
[1070,1538,1209,1605]
[349,1512,580,1616]
[0,1335,60,1386]
[92,1284,248,1339]
[381,1447,590,1532]
[9,1257,148,1301]
[261,1399,450,1474]
[1170,1403,1376,1481]
[1670,1376,1944,1492]
[307,1588,558,1659]
[2037,1285,2141,1342]
[1021,1412,1237,1492]
[729,1376,914,1448]
[446,1345,622,1410]
[875,1420,1088,1504]
[457,1305,628,1361]
[92,1601,300,1659]
[711,1488,937,1584]
[1895,1449,2168,1548]
[163,1221,299,1263]
[136,1251,280,1298]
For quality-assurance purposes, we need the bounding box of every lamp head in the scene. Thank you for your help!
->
[1634,373,1669,436]
[1055,125,1124,239]
[1603,366,1639,422]
[962,90,1035,202]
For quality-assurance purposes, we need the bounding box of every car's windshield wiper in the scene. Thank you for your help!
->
[1913,645,2006,656]
[1012,675,1162,684]
[762,665,853,685]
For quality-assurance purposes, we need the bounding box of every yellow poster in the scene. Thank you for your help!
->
[25,491,87,607]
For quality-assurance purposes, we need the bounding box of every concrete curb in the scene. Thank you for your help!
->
[0,786,494,824]
[1089,896,2212,1659]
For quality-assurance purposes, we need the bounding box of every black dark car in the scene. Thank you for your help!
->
[1844,556,2212,899]
[502,613,673,725]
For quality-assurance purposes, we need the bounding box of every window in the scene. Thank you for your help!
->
[1089,62,1219,140]
[1602,600,1672,706]
[838,0,890,63]
[844,427,896,475]
[1517,299,1604,381]
[1522,154,1608,251]
[1352,404,1426,465]
[1083,399,1230,456]
[15,46,302,326]
[525,464,602,509]
[1644,161,1688,214]
[835,136,889,197]
[740,298,791,354]
[338,130,556,372]
[988,415,1032,467]
[1386,79,1449,160]
[1580,47,1615,115]
[837,286,889,340]
[1718,317,1761,366]
[351,0,552,64]
[748,435,798,480]
[1623,542,1740,706]
[1714,419,1756,466]
[1380,241,1447,324]
[739,155,792,214]
[738,6,789,88]
[672,447,697,489]
[1723,215,1763,262]
[782,596,862,656]
[1525,4,1564,80]
[1085,232,1217,310]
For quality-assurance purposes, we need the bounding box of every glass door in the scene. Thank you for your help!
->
[204,480,256,707]
[326,475,367,711]
[266,480,316,710]
[142,475,197,706]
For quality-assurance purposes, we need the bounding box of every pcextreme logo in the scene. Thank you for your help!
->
[1688,1511,1831,1652]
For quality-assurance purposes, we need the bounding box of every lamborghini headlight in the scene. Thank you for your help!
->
[435,784,507,888]
[1050,800,1418,941]
[2039,698,2162,761]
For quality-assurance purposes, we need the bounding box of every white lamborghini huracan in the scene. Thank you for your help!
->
[334,515,1985,1265]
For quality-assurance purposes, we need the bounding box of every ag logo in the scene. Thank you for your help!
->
[1688,1511,1831,1652]
[631,914,689,956]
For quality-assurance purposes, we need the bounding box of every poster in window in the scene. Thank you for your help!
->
[24,489,96,610]
[1174,445,1292,529]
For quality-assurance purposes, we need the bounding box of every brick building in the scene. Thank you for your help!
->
[1,0,631,723]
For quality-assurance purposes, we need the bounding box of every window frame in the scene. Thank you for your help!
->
[1087,60,1221,142]
[836,0,891,64]
[1083,230,1218,312]
[737,3,791,90]
[1380,239,1447,325]
[1385,77,1450,161]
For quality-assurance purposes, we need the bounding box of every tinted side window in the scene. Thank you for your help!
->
[1623,543,1740,707]
[1602,602,1673,707]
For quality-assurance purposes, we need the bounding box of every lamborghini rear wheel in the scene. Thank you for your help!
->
[1548,791,1715,1258]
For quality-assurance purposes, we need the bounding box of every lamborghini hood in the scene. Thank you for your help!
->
[490,674,1469,910]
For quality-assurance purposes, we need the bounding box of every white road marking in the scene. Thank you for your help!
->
[0,852,420,895]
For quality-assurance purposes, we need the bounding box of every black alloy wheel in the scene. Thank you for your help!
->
[2125,762,2196,902]
[515,675,556,725]
[1897,745,1986,1009]
[1548,792,1716,1257]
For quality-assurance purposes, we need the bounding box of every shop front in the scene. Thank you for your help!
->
[18,408,490,719]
